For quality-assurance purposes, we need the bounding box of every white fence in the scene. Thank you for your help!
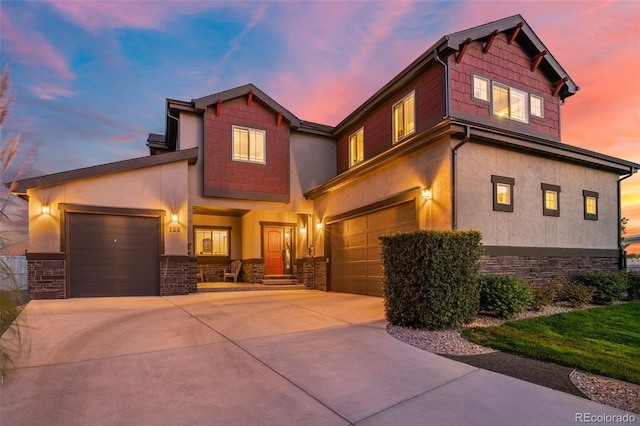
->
[628,257,640,271]
[0,256,28,290]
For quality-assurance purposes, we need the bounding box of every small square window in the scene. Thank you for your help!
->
[541,183,561,217]
[530,94,544,118]
[473,75,490,101]
[349,127,364,168]
[393,91,415,143]
[232,125,265,164]
[491,175,515,212]
[583,190,599,220]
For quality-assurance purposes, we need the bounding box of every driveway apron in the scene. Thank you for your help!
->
[0,290,635,425]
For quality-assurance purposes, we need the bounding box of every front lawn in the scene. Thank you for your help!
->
[462,302,640,385]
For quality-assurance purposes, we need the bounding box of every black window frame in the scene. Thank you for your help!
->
[541,183,561,217]
[583,190,599,221]
[491,175,515,212]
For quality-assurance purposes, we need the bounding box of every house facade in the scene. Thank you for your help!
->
[10,15,638,299]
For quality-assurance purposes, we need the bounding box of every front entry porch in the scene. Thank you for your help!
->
[197,281,305,292]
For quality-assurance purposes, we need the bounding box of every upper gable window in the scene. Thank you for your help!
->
[530,94,544,118]
[232,125,265,164]
[473,76,490,102]
[393,91,416,143]
[492,83,528,123]
[349,127,364,168]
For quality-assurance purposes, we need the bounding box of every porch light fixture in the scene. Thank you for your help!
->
[171,213,179,223]
[316,221,323,231]
[421,188,432,200]
[300,226,306,234]
[41,205,50,215]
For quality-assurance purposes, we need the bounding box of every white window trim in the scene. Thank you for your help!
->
[392,90,416,143]
[195,227,230,257]
[349,127,364,168]
[232,125,266,164]
[492,82,529,124]
[530,94,544,118]
[473,75,490,102]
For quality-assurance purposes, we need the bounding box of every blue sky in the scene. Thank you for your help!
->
[1,0,639,253]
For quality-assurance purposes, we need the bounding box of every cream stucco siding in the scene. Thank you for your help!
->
[456,142,619,249]
[27,160,190,255]
[312,138,453,255]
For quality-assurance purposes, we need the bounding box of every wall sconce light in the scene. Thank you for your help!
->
[41,205,50,215]
[171,213,179,223]
[316,221,323,231]
[421,188,432,200]
[300,226,306,234]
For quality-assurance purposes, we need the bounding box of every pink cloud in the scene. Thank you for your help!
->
[27,82,76,100]
[1,11,75,80]
[46,0,223,32]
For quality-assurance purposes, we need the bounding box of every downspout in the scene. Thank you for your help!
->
[434,46,450,119]
[618,167,637,269]
[451,125,471,230]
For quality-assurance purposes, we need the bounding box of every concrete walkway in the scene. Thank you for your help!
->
[0,290,636,425]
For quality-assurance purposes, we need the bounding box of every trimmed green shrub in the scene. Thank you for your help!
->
[561,282,595,308]
[626,271,640,301]
[479,275,533,318]
[380,230,482,330]
[530,282,561,311]
[576,272,627,305]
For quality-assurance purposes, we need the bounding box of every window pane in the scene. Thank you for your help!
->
[510,88,528,122]
[349,128,364,167]
[496,183,510,204]
[473,76,489,101]
[530,95,543,118]
[233,128,249,161]
[394,104,404,141]
[404,94,415,135]
[196,230,212,254]
[196,229,228,256]
[492,84,509,117]
[250,129,265,162]
[586,196,597,215]
[545,190,558,210]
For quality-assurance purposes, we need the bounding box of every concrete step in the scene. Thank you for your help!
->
[261,277,300,285]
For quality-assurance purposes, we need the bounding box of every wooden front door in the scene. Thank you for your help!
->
[264,226,293,276]
[265,226,284,275]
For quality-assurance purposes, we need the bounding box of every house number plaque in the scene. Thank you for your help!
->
[169,226,181,233]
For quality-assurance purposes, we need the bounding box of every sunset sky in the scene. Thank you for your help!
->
[1,0,639,254]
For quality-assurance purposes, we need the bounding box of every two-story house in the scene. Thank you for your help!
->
[10,15,638,299]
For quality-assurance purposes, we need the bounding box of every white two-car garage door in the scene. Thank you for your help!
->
[67,213,160,297]
[329,201,416,297]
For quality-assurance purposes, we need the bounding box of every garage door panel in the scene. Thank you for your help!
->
[330,201,416,296]
[68,213,159,297]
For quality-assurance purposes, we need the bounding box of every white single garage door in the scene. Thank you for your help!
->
[329,201,416,296]
[67,213,160,297]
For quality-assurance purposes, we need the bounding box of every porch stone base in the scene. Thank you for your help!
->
[26,253,66,299]
[480,247,620,286]
[160,255,198,296]
[298,257,327,291]
[242,259,265,283]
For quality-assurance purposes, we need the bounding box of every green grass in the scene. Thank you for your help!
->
[462,302,640,385]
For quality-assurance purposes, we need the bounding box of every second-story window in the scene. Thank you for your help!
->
[232,125,265,164]
[473,75,490,101]
[492,83,528,123]
[393,91,415,143]
[530,94,544,118]
[349,127,364,168]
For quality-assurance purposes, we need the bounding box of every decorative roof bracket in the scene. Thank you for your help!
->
[483,30,499,54]
[553,77,569,97]
[247,90,253,107]
[508,22,524,45]
[276,112,283,127]
[456,38,473,64]
[215,100,222,117]
[531,50,548,72]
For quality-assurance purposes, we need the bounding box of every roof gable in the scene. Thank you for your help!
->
[193,83,300,128]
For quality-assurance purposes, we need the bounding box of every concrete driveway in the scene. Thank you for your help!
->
[0,290,635,425]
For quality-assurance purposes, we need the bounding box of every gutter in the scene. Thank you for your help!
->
[618,166,638,269]
[434,45,450,119]
[451,125,471,230]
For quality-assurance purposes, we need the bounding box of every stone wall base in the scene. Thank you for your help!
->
[298,257,327,290]
[160,255,197,296]
[480,254,619,286]
[26,253,66,299]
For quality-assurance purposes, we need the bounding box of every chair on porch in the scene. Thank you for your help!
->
[223,260,242,283]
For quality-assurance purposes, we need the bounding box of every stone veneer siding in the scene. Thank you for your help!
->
[297,257,327,290]
[26,253,66,299]
[480,247,620,286]
[242,259,265,283]
[160,255,198,296]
